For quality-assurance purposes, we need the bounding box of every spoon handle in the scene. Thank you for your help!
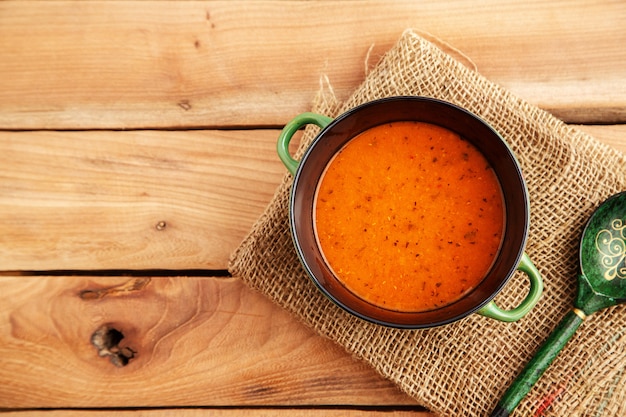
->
[490,309,585,417]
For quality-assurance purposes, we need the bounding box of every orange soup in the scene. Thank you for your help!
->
[314,121,505,312]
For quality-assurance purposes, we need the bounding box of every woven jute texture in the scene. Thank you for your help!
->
[229,30,626,416]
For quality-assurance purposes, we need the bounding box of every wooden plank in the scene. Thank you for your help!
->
[1,126,623,271]
[0,0,624,129]
[0,276,417,409]
[0,409,430,417]
[0,129,290,270]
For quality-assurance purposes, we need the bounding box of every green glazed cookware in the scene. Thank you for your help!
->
[277,96,543,329]
[491,191,626,416]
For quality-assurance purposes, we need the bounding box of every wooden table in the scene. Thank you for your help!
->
[1,2,625,416]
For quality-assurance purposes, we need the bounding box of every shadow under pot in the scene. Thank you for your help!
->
[278,96,543,329]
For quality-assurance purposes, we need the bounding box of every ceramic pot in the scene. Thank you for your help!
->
[278,96,543,329]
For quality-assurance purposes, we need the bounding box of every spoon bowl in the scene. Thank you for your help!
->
[491,191,626,417]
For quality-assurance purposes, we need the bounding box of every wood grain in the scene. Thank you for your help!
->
[0,276,417,408]
[1,126,623,272]
[0,0,624,129]
[0,129,289,270]
[0,410,429,417]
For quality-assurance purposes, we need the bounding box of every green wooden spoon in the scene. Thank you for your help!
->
[491,191,626,417]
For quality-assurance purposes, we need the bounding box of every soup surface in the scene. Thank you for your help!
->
[314,121,505,312]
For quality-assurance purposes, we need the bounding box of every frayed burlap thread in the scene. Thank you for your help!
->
[229,30,626,417]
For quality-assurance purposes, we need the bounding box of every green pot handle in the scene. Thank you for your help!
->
[277,112,333,175]
[478,253,543,322]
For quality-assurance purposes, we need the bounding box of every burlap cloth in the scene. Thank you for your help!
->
[229,30,626,416]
